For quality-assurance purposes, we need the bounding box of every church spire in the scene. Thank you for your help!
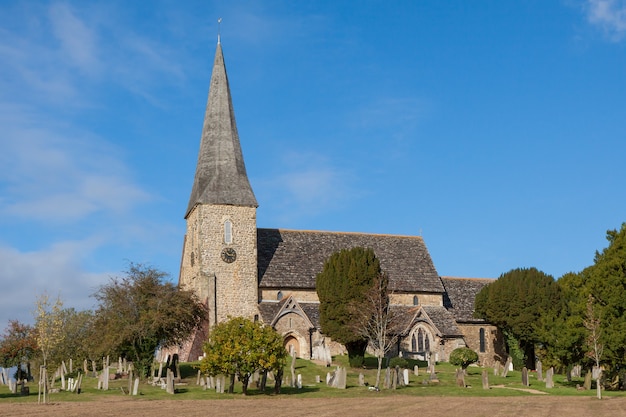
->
[186,42,258,218]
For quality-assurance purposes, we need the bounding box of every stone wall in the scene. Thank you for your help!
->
[390,293,442,307]
[259,288,320,303]
[179,204,259,325]
[456,323,506,367]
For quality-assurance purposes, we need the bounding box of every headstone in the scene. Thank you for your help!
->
[336,367,347,389]
[132,378,139,396]
[583,370,592,390]
[208,376,214,389]
[521,367,529,386]
[536,360,543,381]
[166,369,175,394]
[196,370,201,385]
[326,372,333,385]
[493,362,500,376]
[482,369,489,389]
[572,364,582,378]
[414,365,419,376]
[128,370,133,394]
[216,376,222,393]
[455,369,465,388]
[391,368,397,390]
[501,357,512,377]
[315,375,320,384]
[297,374,302,389]
[358,373,365,386]
[384,367,391,389]
[545,367,554,389]
[403,368,410,386]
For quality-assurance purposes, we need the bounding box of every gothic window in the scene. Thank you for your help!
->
[411,334,417,351]
[224,220,233,244]
[413,295,419,306]
[418,328,424,352]
[425,333,430,352]
[479,328,486,353]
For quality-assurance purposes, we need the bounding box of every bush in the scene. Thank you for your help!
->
[449,347,478,370]
[388,357,408,369]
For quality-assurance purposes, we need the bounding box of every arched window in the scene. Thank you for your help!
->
[411,334,417,351]
[418,328,424,352]
[479,328,486,353]
[224,220,232,244]
[277,291,283,301]
[413,295,419,306]
[425,334,430,352]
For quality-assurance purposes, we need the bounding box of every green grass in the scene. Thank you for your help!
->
[2,356,625,402]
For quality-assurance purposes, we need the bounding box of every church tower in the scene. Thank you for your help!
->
[179,40,259,336]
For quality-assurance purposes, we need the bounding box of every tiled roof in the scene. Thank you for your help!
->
[441,277,494,323]
[186,43,258,217]
[257,229,442,293]
[422,306,463,337]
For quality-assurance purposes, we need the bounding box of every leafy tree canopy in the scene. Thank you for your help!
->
[91,263,207,377]
[474,267,561,369]
[449,347,479,370]
[199,317,286,395]
[316,247,381,367]
[0,320,37,380]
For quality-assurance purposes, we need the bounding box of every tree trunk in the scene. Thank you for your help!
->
[345,339,368,367]
[228,374,235,394]
[274,368,283,394]
[375,355,383,389]
[241,374,249,395]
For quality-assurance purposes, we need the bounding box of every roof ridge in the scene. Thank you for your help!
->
[258,227,425,240]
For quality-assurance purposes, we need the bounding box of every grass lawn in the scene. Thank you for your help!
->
[1,356,623,402]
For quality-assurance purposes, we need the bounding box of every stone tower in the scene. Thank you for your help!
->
[178,41,259,354]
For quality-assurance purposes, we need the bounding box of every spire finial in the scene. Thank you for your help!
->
[217,17,222,44]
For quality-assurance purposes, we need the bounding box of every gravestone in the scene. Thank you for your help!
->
[482,369,489,389]
[545,367,554,389]
[384,367,391,389]
[583,370,592,390]
[128,370,133,394]
[315,375,320,384]
[358,373,365,386]
[501,357,512,377]
[403,369,410,386]
[455,369,465,388]
[536,360,543,382]
[521,367,529,386]
[215,376,222,393]
[391,368,397,390]
[493,362,500,376]
[414,365,419,376]
[297,374,302,389]
[196,370,201,385]
[132,377,139,395]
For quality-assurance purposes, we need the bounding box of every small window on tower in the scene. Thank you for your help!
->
[413,295,419,306]
[224,220,232,244]
[277,291,283,300]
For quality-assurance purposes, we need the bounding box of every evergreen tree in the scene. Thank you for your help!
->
[474,267,561,369]
[316,247,381,367]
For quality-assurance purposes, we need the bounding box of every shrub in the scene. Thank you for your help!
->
[449,347,478,370]
[388,357,408,369]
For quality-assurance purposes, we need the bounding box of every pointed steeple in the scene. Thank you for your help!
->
[186,43,258,218]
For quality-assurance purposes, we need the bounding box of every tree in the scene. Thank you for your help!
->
[199,317,286,395]
[0,320,37,381]
[34,294,65,369]
[316,247,381,367]
[91,263,207,377]
[578,223,626,374]
[474,267,561,369]
[449,347,479,370]
[348,272,403,388]
[584,294,603,399]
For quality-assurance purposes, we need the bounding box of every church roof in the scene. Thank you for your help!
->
[257,229,443,293]
[186,43,258,218]
[441,277,493,323]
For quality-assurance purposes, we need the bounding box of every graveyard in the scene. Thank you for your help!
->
[3,355,626,416]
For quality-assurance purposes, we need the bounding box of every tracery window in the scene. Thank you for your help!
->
[479,328,486,353]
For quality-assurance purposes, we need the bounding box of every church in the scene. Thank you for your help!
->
[175,40,505,367]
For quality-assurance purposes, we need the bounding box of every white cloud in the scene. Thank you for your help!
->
[586,0,626,41]
[49,2,100,74]
[0,241,110,326]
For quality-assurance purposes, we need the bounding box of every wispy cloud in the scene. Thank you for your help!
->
[0,240,110,325]
[585,0,626,41]
[256,150,359,224]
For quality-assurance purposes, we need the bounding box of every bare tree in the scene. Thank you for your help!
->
[584,294,603,400]
[348,273,405,389]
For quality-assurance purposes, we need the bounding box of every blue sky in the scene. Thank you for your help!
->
[1,0,625,325]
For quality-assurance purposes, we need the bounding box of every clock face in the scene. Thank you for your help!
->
[221,247,237,263]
